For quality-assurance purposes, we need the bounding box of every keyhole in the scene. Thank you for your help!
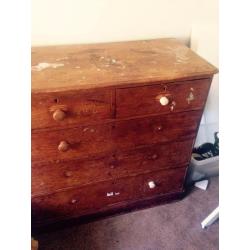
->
[54,98,59,103]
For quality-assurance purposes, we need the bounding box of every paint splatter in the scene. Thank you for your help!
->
[32,62,64,71]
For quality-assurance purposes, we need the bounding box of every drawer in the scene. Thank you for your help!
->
[32,111,200,163]
[32,139,193,195]
[143,167,186,198]
[32,122,112,162]
[112,110,201,150]
[116,79,211,118]
[32,175,143,224]
[32,89,112,130]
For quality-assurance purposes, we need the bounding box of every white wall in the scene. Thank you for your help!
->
[190,0,219,146]
[32,0,199,46]
[32,0,218,144]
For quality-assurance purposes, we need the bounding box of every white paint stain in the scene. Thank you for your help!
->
[187,92,195,104]
[106,191,120,197]
[75,66,81,69]
[170,101,176,111]
[55,57,68,61]
[97,56,125,69]
[83,127,89,132]
[32,62,64,71]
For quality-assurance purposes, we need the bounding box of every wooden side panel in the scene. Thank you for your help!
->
[116,78,211,118]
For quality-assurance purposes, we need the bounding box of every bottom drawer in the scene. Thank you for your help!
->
[32,167,186,225]
[32,175,143,224]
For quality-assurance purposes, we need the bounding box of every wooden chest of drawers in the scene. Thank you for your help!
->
[31,38,218,228]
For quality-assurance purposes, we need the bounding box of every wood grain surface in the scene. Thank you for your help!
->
[116,78,211,118]
[32,88,112,129]
[32,167,186,225]
[32,38,218,92]
[31,38,218,229]
[32,139,193,196]
[31,110,201,162]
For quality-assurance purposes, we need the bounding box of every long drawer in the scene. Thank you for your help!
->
[32,167,186,225]
[111,110,201,150]
[32,110,201,162]
[116,78,211,118]
[32,88,112,130]
[32,175,143,225]
[32,139,193,196]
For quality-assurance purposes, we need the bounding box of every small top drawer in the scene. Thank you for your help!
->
[116,78,211,118]
[32,89,112,130]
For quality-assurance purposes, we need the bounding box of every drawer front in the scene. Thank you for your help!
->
[32,89,112,130]
[32,111,201,161]
[32,139,193,195]
[32,123,112,162]
[32,111,200,162]
[32,175,143,224]
[112,110,201,150]
[116,79,211,118]
[143,168,186,198]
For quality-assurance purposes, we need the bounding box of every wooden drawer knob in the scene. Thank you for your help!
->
[53,109,66,121]
[58,141,69,152]
[159,96,169,106]
[148,181,156,189]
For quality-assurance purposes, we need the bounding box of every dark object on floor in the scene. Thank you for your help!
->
[193,132,219,161]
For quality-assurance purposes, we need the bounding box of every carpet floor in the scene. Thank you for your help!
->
[36,176,219,250]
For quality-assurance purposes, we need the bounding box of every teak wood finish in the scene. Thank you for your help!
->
[31,38,218,229]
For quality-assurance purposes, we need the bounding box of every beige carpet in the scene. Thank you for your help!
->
[36,176,219,250]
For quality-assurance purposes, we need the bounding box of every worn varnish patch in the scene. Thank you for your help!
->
[31,38,218,92]
[32,62,65,71]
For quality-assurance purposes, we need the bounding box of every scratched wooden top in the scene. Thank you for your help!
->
[32,38,218,92]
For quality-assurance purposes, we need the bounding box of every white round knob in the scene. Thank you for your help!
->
[148,181,156,189]
[159,96,169,106]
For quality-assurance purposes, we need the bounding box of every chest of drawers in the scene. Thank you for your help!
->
[31,38,218,228]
